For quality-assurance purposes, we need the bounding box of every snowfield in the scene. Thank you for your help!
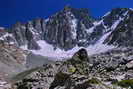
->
[21,33,115,61]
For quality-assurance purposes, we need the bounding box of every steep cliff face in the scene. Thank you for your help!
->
[10,18,45,50]
[104,8,133,47]
[86,8,132,45]
[2,6,94,51]
[44,6,94,50]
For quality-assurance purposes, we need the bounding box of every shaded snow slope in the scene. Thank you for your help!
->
[21,39,115,60]
[21,40,82,60]
[87,32,115,55]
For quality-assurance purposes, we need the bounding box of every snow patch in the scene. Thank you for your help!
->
[0,37,4,41]
[93,21,99,25]
[129,8,133,11]
[87,20,103,34]
[123,11,128,16]
[21,39,115,60]
[87,26,95,33]
[3,33,13,38]
[79,39,87,43]
[87,44,114,56]
[71,19,77,39]
[87,32,115,55]
[29,27,38,35]
[21,40,82,60]
[0,33,13,41]
[111,17,124,30]
[111,11,129,30]
[20,45,28,50]
[103,11,111,17]
[97,31,112,44]
[0,27,4,30]
[45,18,49,22]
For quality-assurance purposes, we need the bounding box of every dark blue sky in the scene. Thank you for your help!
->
[0,0,133,27]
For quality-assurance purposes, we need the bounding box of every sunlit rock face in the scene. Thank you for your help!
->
[104,8,133,47]
[0,6,94,51]
[44,6,94,50]
[1,8,133,52]
[10,19,45,50]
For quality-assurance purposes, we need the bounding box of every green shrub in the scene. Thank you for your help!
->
[117,79,133,88]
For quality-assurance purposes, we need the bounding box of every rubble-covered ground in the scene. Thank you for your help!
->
[11,48,133,89]
[0,43,28,89]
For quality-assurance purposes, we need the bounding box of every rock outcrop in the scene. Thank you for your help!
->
[12,48,133,89]
[0,42,28,88]
[0,43,27,78]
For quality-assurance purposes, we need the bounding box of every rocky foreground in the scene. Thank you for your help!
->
[0,43,28,89]
[9,48,133,89]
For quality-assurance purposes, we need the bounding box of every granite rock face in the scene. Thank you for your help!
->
[87,8,133,45]
[10,19,45,50]
[44,6,94,50]
[0,6,95,50]
[104,8,133,47]
[1,8,133,51]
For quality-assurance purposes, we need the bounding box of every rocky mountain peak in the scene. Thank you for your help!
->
[1,7,133,52]
[104,8,129,17]
[104,8,133,47]
[0,6,96,51]
[101,8,130,30]
[0,27,5,30]
[63,5,72,11]
[44,7,95,50]
[86,8,133,46]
